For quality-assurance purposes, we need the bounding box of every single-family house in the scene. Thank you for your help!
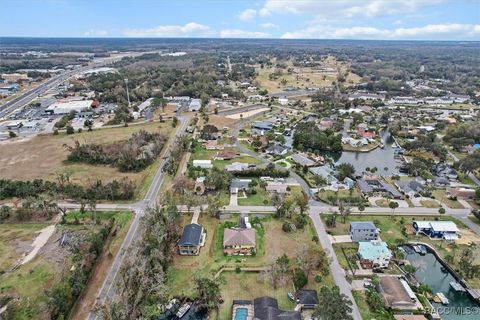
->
[377,276,418,311]
[309,165,338,185]
[291,153,316,167]
[213,150,238,160]
[350,221,379,242]
[358,178,403,199]
[203,140,224,150]
[230,179,252,194]
[251,121,273,131]
[265,182,289,194]
[395,179,425,198]
[225,162,251,172]
[319,118,333,130]
[412,221,460,240]
[358,241,392,268]
[223,228,256,255]
[265,144,289,156]
[296,289,318,310]
[253,297,301,320]
[192,159,213,169]
[178,223,206,255]
[434,164,456,180]
[357,123,376,139]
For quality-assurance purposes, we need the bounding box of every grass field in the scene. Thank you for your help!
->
[0,122,173,200]
[0,211,133,319]
[420,199,441,208]
[238,183,273,206]
[432,189,464,209]
[0,223,48,271]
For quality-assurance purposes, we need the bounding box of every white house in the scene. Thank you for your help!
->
[192,160,213,169]
[358,241,392,268]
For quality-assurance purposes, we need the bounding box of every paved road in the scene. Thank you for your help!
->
[309,210,362,320]
[87,115,190,319]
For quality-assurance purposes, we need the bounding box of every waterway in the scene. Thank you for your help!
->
[324,128,402,176]
[405,250,479,320]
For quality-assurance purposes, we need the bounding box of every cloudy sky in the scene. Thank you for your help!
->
[1,0,479,40]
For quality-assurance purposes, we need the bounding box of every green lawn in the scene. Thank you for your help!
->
[420,199,441,208]
[432,189,464,209]
[317,189,366,206]
[0,223,48,271]
[333,243,359,271]
[375,199,390,207]
[238,188,273,206]
[352,290,394,320]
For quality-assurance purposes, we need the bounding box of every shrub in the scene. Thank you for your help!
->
[66,126,74,134]
[293,268,308,289]
[282,221,293,232]
[314,274,322,283]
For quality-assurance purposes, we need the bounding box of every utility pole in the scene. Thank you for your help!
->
[124,78,131,109]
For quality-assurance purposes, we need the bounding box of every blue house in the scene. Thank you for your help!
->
[412,221,459,240]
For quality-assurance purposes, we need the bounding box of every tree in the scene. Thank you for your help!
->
[293,268,308,289]
[0,205,11,222]
[358,203,365,213]
[313,286,353,320]
[66,125,75,134]
[313,175,326,190]
[339,202,351,223]
[8,131,17,138]
[439,207,446,214]
[336,163,355,181]
[389,201,399,216]
[206,193,222,218]
[194,276,223,310]
[172,116,179,128]
[404,264,416,275]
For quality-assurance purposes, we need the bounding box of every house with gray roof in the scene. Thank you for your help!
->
[254,297,301,320]
[265,144,289,156]
[230,179,252,194]
[309,165,338,185]
[395,179,425,198]
[358,177,403,199]
[350,221,379,242]
[291,153,316,167]
[178,223,206,255]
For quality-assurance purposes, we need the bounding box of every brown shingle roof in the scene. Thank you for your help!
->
[223,228,256,247]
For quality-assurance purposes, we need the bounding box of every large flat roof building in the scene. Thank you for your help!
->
[45,100,93,115]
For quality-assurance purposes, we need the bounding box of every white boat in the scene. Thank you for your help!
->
[413,245,421,253]
[436,292,449,305]
[176,303,191,318]
[419,245,427,255]
[450,281,466,292]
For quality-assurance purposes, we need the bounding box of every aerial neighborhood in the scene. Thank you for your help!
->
[1,9,480,320]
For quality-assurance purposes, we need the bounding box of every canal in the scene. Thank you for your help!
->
[405,250,479,320]
[324,129,402,176]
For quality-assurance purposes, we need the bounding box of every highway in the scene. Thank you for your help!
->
[0,52,145,119]
[87,115,190,319]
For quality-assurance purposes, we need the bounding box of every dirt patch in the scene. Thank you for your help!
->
[226,108,270,119]
[207,115,238,129]
[457,228,480,246]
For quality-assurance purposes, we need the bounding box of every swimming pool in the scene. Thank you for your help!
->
[234,307,248,320]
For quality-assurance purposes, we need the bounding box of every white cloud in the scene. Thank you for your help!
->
[281,23,480,40]
[84,29,108,37]
[259,8,271,17]
[239,9,257,21]
[124,22,212,37]
[262,0,444,20]
[220,29,269,38]
[260,22,277,29]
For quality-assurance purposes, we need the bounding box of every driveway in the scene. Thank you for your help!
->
[330,235,353,243]
[369,196,410,208]
[229,192,238,206]
[410,196,441,208]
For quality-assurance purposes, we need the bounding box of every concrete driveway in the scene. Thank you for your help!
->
[330,235,353,243]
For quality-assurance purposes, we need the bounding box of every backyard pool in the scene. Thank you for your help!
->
[234,307,248,320]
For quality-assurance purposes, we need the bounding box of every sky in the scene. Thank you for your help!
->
[0,0,479,40]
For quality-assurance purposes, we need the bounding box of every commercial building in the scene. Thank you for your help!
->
[45,100,93,115]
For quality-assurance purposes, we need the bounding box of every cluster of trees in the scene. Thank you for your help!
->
[234,163,289,178]
[164,135,191,175]
[443,123,480,151]
[54,110,77,129]
[403,133,448,161]
[103,205,181,319]
[47,221,113,319]
[457,151,480,176]
[66,130,167,172]
[0,177,135,201]
[273,189,309,219]
[293,123,342,153]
